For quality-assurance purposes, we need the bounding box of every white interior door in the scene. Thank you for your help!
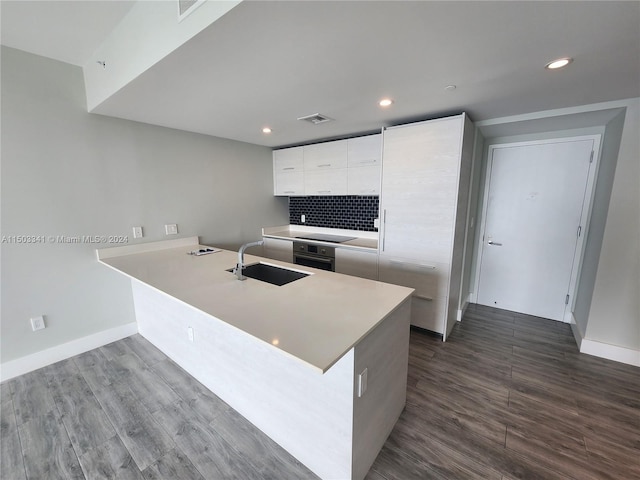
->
[476,137,596,321]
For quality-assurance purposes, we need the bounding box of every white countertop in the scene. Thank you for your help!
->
[98,237,412,373]
[263,225,378,250]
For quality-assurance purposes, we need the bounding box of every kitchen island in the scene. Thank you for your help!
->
[97,237,413,480]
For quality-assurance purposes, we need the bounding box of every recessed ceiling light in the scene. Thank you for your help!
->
[379,98,393,107]
[545,57,573,70]
[262,127,272,134]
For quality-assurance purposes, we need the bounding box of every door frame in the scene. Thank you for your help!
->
[473,134,602,322]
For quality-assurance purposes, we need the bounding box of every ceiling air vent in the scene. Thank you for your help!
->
[297,113,334,125]
[178,0,204,21]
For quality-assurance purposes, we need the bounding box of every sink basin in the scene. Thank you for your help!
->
[227,262,309,286]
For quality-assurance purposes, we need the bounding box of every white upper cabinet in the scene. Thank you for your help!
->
[347,134,381,167]
[347,134,382,195]
[304,169,348,196]
[303,140,348,195]
[273,135,382,196]
[347,165,381,195]
[275,171,305,196]
[303,140,348,171]
[274,147,304,196]
[274,146,303,171]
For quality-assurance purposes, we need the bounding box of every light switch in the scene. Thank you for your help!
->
[165,224,178,235]
[132,226,143,239]
[358,368,368,397]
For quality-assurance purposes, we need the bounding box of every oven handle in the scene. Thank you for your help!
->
[294,254,334,265]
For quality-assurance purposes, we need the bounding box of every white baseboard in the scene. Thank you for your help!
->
[0,322,138,382]
[569,314,639,367]
[580,339,640,367]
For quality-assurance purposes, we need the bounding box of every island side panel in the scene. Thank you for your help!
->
[352,298,411,480]
[131,280,354,480]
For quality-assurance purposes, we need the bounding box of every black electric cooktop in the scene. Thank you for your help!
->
[294,234,357,243]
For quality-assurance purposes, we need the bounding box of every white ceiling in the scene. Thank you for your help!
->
[2,1,639,148]
[0,1,135,66]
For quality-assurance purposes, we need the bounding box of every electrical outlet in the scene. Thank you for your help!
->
[30,316,45,331]
[165,224,178,235]
[301,214,306,223]
[132,226,143,239]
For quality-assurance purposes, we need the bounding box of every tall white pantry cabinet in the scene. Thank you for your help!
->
[379,113,475,339]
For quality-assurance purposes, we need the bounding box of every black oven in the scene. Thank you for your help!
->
[293,241,335,271]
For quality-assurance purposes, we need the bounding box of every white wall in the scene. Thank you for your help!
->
[1,46,288,365]
[573,111,626,338]
[584,100,639,351]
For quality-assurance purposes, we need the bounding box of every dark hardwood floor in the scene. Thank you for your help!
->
[2,304,639,479]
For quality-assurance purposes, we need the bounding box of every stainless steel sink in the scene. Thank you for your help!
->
[226,262,309,286]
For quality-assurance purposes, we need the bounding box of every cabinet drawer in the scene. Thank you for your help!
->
[304,140,348,170]
[378,257,450,299]
[410,295,447,333]
[335,248,378,280]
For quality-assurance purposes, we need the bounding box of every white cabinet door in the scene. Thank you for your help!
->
[377,257,450,299]
[275,171,304,196]
[380,116,463,264]
[274,147,304,196]
[378,257,450,333]
[348,164,381,195]
[335,248,378,280]
[304,169,348,196]
[263,238,293,263]
[348,134,381,167]
[274,147,304,171]
[409,295,448,332]
[304,140,348,171]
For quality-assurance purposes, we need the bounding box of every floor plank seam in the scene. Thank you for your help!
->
[11,394,30,480]
[52,386,86,480]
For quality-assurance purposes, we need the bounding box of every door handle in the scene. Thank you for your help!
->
[488,241,503,246]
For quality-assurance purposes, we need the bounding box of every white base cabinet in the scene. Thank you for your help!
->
[263,237,293,263]
[379,113,475,339]
[336,248,378,280]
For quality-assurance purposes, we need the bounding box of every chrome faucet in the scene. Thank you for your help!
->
[234,240,264,280]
